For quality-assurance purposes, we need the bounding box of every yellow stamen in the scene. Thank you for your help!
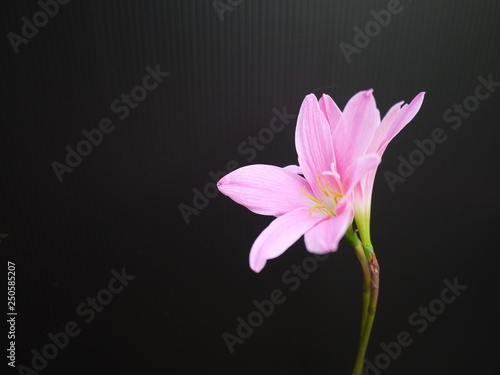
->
[327,183,343,197]
[302,186,323,204]
[326,182,343,203]
[302,178,342,218]
[316,174,329,196]
[309,205,327,216]
[328,207,337,217]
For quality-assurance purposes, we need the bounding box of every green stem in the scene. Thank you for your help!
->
[352,239,370,341]
[352,250,380,375]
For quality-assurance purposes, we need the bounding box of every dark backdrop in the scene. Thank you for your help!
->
[1,1,499,374]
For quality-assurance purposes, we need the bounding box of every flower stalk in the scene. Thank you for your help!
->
[345,227,370,341]
[351,237,380,375]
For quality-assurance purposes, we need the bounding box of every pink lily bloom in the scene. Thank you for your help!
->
[218,91,383,272]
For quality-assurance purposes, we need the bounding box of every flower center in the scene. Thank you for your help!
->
[303,174,343,217]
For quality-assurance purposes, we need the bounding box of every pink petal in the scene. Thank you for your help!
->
[354,168,376,214]
[367,100,404,155]
[283,165,302,174]
[295,94,337,198]
[333,90,380,176]
[319,94,342,135]
[250,207,323,272]
[377,92,425,155]
[343,153,381,193]
[217,164,312,217]
[335,153,380,214]
[304,205,354,254]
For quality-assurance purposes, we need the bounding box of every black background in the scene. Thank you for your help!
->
[1,1,500,374]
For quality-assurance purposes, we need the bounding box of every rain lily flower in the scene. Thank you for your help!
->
[218,89,425,374]
[218,90,390,272]
[218,89,425,271]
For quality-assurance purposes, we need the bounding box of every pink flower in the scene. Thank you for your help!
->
[218,90,385,272]
[218,90,424,272]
